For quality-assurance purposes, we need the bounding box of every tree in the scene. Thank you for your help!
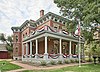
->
[54,0,100,61]
[0,34,13,57]
[54,0,100,25]
[0,34,6,42]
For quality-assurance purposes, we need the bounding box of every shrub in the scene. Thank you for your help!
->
[86,58,93,62]
[57,60,62,64]
[50,60,56,65]
[40,61,47,66]
[70,59,75,63]
[75,59,79,63]
[64,60,70,64]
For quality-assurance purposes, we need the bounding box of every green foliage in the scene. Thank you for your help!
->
[54,0,100,24]
[0,34,6,42]
[64,60,71,64]
[57,60,62,64]
[6,45,13,52]
[70,59,75,63]
[7,36,13,42]
[50,60,56,65]
[40,61,47,66]
[92,35,100,56]
[75,59,79,63]
[86,58,93,62]
[65,21,77,33]
[23,64,100,72]
[0,61,21,71]
[0,34,13,52]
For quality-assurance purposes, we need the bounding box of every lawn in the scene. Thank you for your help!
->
[0,60,22,72]
[23,64,100,72]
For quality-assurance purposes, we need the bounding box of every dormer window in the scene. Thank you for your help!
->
[40,20,42,23]
[16,29,18,31]
[43,18,46,21]
[63,22,65,24]
[59,20,62,23]
[54,27,57,29]
[26,33,27,36]
[62,29,65,31]
[55,19,57,21]
[37,22,39,25]
[51,17,53,19]
[23,34,24,38]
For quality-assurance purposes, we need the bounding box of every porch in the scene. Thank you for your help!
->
[22,25,84,62]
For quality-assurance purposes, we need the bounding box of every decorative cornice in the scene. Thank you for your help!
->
[35,12,68,25]
[11,12,70,32]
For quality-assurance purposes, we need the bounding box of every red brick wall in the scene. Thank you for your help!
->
[21,27,30,41]
[13,32,22,57]
[36,20,54,30]
[48,39,54,54]
[0,51,8,59]
[38,40,45,54]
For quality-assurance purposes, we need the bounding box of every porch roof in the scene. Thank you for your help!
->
[23,26,84,43]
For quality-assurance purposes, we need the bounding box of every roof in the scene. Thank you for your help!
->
[36,12,68,23]
[11,20,36,30]
[11,12,69,31]
[23,25,84,43]
[0,44,8,51]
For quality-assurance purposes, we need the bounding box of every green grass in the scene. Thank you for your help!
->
[23,64,100,72]
[0,61,22,71]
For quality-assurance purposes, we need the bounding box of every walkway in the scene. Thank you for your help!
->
[6,61,91,72]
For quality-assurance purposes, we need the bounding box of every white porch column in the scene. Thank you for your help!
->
[35,39,38,59]
[76,44,78,54]
[69,41,72,58]
[59,38,63,60]
[26,43,28,55]
[36,39,38,54]
[30,41,32,58]
[44,36,48,60]
[45,36,48,54]
[60,38,62,54]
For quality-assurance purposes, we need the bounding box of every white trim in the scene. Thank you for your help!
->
[45,36,48,54]
[23,32,84,44]
[59,38,62,54]
[69,41,72,58]
[36,39,38,54]
[30,41,32,55]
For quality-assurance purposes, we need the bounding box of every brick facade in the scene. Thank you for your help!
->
[11,10,83,60]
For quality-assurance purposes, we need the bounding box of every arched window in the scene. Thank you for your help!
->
[16,47,18,52]
[16,35,18,42]
[23,34,24,38]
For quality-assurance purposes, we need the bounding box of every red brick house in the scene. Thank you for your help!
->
[11,10,84,62]
[0,44,8,59]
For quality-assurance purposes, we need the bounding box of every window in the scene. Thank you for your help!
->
[16,35,18,42]
[23,34,24,38]
[59,20,62,23]
[55,19,57,21]
[26,33,27,35]
[54,27,57,29]
[16,47,18,52]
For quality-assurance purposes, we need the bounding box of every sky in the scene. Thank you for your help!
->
[0,0,60,36]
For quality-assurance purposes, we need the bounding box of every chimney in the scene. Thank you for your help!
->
[40,10,44,17]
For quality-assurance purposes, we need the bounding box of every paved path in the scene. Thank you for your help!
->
[6,61,91,72]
